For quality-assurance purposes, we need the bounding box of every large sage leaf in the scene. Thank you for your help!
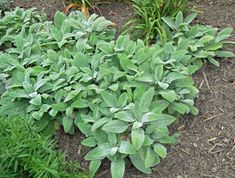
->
[85,143,112,160]
[62,117,73,133]
[91,117,112,132]
[101,91,118,108]
[102,120,129,133]
[89,160,101,178]
[139,87,155,113]
[130,154,152,174]
[159,90,177,103]
[114,111,135,122]
[118,141,137,154]
[142,112,176,124]
[111,158,125,178]
[154,143,167,159]
[145,147,156,168]
[131,128,145,150]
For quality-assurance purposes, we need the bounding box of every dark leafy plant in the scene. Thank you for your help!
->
[0,9,234,178]
[0,117,87,178]
[122,0,188,44]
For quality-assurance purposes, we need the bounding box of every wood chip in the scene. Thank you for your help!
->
[199,79,205,89]
[177,125,185,131]
[211,149,225,154]
[202,113,223,123]
[208,137,217,142]
[209,143,218,153]
[203,71,211,91]
[180,148,190,155]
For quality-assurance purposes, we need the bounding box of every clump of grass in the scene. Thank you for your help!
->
[0,0,11,12]
[122,0,188,44]
[0,117,86,178]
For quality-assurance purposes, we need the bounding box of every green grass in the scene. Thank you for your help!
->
[122,0,188,44]
[0,117,87,178]
[0,0,11,12]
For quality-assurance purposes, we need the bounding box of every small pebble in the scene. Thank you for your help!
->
[193,143,198,148]
[211,167,217,172]
[223,138,229,143]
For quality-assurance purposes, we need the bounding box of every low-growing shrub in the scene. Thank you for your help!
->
[0,117,86,178]
[0,8,234,177]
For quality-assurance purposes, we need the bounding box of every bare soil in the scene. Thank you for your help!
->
[12,0,65,19]
[11,0,235,177]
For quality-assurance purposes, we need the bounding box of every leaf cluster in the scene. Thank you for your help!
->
[0,7,47,46]
[161,12,235,67]
[0,9,234,178]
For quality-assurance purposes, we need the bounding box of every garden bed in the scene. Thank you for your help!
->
[9,0,235,177]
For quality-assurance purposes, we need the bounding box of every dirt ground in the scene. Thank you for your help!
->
[11,0,235,177]
[12,0,65,19]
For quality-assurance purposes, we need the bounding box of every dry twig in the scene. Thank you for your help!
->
[202,113,223,123]
[202,71,211,91]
